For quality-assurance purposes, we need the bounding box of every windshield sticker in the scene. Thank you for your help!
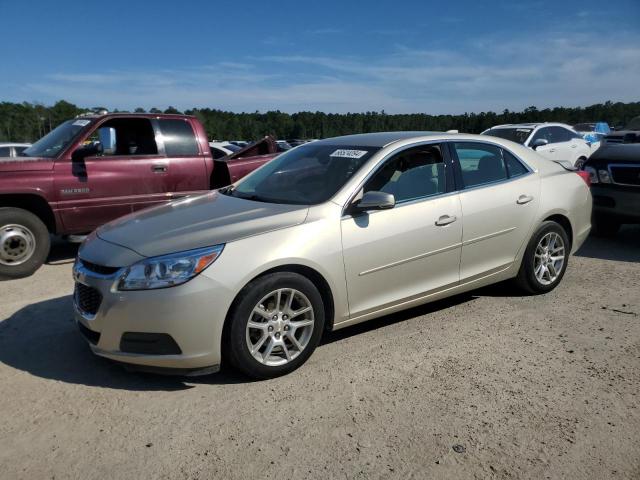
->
[72,119,91,127]
[330,149,368,159]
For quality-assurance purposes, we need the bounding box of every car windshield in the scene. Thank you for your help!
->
[22,119,93,158]
[482,127,532,145]
[224,143,380,205]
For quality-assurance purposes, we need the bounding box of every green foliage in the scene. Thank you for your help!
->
[1,100,639,143]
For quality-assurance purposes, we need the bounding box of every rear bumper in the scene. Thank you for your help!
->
[591,186,640,223]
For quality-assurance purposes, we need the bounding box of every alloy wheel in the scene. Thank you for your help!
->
[245,288,315,366]
[534,232,565,286]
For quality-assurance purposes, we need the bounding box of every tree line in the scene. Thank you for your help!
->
[1,99,639,143]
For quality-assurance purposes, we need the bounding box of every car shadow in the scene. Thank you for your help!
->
[575,225,640,263]
[0,295,250,390]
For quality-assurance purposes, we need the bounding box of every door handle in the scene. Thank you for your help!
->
[435,215,457,226]
[517,194,534,205]
[571,144,577,148]
[152,163,168,173]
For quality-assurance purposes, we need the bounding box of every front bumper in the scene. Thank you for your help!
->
[591,185,640,223]
[73,260,234,373]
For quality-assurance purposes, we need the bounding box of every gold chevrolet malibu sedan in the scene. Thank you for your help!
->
[73,132,592,378]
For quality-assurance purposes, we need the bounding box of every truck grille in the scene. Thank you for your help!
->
[610,165,640,186]
[75,283,102,316]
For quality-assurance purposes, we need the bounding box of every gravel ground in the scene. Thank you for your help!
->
[1,228,639,480]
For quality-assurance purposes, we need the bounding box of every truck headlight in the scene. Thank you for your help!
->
[598,169,611,183]
[118,245,224,290]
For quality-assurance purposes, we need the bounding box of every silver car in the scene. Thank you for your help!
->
[73,132,592,378]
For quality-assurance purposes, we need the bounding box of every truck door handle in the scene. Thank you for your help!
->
[435,215,457,226]
[152,163,168,173]
[517,195,534,205]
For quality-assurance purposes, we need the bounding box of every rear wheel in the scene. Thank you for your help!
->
[591,215,620,237]
[515,221,570,294]
[0,208,50,279]
[575,157,587,169]
[224,272,325,379]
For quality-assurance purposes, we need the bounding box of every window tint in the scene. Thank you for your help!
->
[482,127,532,145]
[453,142,507,188]
[0,147,11,157]
[529,127,552,144]
[364,145,445,203]
[549,127,570,142]
[159,119,199,156]
[14,146,28,155]
[503,150,528,178]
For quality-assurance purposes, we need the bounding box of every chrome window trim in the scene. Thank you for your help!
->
[607,163,640,187]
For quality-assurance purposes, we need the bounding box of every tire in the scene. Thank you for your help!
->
[591,215,620,237]
[575,157,587,170]
[223,272,325,379]
[515,221,570,294]
[0,207,50,280]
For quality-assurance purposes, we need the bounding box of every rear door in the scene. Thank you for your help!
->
[341,143,463,317]
[450,141,540,281]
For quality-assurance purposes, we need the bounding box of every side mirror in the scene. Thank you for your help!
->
[531,138,548,150]
[351,191,395,213]
[72,142,102,162]
[98,126,116,155]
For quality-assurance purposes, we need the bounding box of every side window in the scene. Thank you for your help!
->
[503,149,528,178]
[549,127,570,143]
[363,145,446,203]
[88,118,158,156]
[530,127,552,145]
[14,146,28,156]
[159,119,199,156]
[210,146,228,159]
[0,147,11,157]
[453,142,507,188]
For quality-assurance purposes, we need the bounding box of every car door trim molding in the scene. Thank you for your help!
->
[358,241,463,277]
[463,226,517,246]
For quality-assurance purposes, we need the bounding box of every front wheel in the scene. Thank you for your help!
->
[515,221,570,294]
[223,272,325,379]
[0,207,51,280]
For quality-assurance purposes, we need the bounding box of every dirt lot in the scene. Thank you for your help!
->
[1,228,639,480]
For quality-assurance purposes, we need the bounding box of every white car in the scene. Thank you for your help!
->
[0,143,31,158]
[208,141,242,159]
[482,123,592,168]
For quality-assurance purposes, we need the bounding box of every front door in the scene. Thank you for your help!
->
[341,143,463,318]
[449,141,540,281]
[54,117,172,232]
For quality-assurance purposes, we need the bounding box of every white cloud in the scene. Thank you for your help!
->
[12,29,640,114]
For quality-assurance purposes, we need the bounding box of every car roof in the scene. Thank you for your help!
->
[489,122,573,130]
[314,131,442,148]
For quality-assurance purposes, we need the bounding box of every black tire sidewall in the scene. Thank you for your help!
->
[0,208,50,279]
[225,272,325,379]
[521,221,570,294]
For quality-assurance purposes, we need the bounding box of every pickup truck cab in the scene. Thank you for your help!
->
[0,113,278,279]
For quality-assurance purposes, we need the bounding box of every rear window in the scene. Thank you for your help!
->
[483,128,532,145]
[159,119,199,156]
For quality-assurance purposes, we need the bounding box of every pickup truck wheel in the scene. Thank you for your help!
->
[223,272,325,379]
[0,208,50,279]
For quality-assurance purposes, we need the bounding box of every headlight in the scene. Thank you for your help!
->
[118,245,224,291]
[583,166,598,183]
[598,169,611,183]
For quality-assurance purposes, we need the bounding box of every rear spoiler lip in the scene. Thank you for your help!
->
[552,160,578,171]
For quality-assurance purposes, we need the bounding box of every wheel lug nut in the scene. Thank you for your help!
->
[272,315,277,320]
[282,314,288,320]
[275,333,280,339]
[284,325,290,331]
[268,326,274,332]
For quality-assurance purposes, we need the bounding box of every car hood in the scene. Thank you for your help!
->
[96,191,309,258]
[0,157,54,172]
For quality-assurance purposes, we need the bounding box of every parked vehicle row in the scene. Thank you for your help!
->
[481,122,593,168]
[0,112,279,279]
[73,131,592,379]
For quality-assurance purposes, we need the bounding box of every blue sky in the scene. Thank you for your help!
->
[1,0,639,113]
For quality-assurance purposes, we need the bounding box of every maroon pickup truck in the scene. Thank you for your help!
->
[0,112,278,279]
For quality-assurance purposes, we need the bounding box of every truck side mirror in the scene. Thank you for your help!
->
[98,127,116,155]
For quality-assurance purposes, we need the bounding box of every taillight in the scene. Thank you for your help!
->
[576,170,591,187]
